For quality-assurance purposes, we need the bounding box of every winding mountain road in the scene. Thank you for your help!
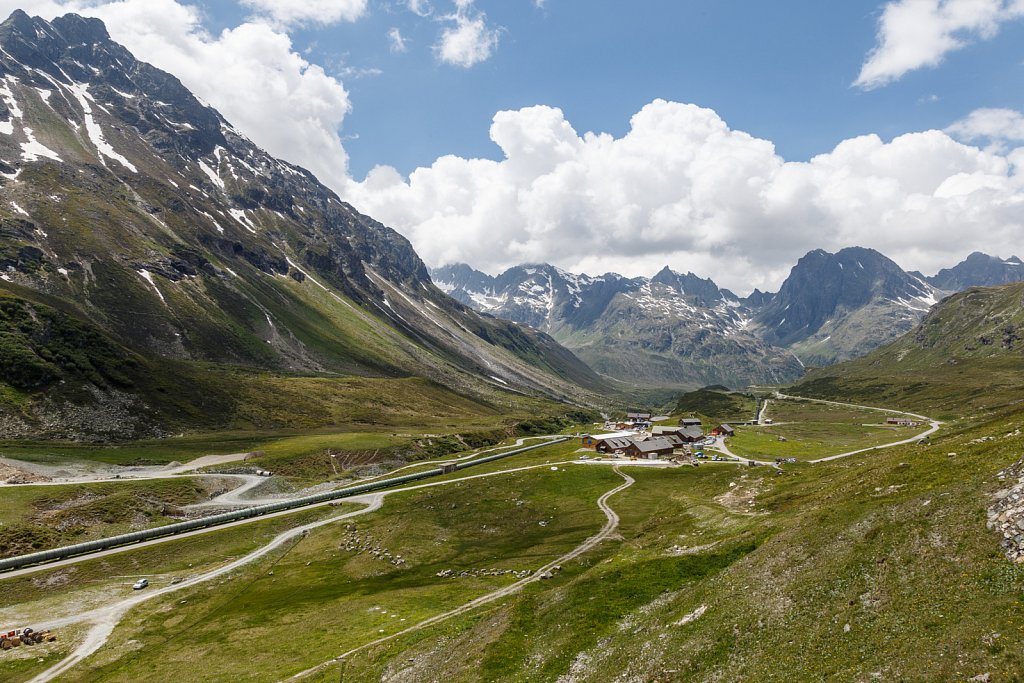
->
[24,494,384,683]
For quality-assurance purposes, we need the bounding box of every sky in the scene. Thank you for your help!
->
[3,0,1024,294]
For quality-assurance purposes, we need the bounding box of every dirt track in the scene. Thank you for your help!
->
[285,466,636,681]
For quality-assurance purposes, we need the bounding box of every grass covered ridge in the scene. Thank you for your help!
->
[793,283,1024,418]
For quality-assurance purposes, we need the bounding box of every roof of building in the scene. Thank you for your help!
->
[680,418,702,426]
[631,437,675,453]
[590,431,635,440]
[719,423,734,431]
[680,426,704,439]
[626,412,652,419]
[602,437,634,450]
[652,426,681,435]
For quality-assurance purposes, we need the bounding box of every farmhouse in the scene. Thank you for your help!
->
[679,417,702,428]
[679,425,704,442]
[711,424,735,437]
[886,417,918,427]
[580,432,635,452]
[661,433,686,448]
[623,437,675,459]
[627,412,653,422]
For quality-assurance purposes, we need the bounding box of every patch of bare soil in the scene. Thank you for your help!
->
[714,476,764,514]
[0,460,49,483]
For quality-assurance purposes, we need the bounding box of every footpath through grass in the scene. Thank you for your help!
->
[0,502,361,683]
[10,400,1024,682]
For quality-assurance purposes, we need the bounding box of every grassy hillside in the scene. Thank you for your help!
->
[673,387,758,423]
[6,405,1024,682]
[0,478,210,558]
[0,15,609,440]
[792,283,1024,417]
[0,282,598,440]
[335,406,1024,682]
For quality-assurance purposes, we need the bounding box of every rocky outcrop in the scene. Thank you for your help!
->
[751,247,945,365]
[988,458,1024,563]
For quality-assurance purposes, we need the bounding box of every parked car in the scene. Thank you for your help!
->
[132,579,149,590]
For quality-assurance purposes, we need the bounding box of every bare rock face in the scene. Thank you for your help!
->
[988,459,1024,563]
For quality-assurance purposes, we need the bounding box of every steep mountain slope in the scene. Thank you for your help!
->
[751,247,945,366]
[927,251,1024,291]
[432,263,804,389]
[793,281,1024,416]
[0,11,604,437]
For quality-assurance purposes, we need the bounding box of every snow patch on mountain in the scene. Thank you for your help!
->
[198,159,224,190]
[20,126,61,162]
[66,81,137,173]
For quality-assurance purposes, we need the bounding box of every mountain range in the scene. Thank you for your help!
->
[1,9,1022,436]
[432,248,1024,387]
[0,10,604,438]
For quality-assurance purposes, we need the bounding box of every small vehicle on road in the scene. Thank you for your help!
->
[132,578,149,590]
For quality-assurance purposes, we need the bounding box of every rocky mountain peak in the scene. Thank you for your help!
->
[927,251,1024,291]
[650,266,731,307]
[751,246,941,365]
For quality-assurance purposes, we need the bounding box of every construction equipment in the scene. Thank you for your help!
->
[0,627,56,650]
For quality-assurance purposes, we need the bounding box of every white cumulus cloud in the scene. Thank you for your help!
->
[0,0,354,190]
[856,0,1024,89]
[349,100,1024,294]
[239,0,368,28]
[434,0,500,67]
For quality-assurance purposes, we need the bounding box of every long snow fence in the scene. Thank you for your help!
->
[0,437,568,572]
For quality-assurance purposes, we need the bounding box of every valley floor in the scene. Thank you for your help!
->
[1,395,1022,682]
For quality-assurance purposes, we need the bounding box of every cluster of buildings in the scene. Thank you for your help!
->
[579,413,736,460]
[886,417,919,427]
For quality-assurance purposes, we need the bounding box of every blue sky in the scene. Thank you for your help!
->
[190,0,1024,179]
[8,0,1024,291]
